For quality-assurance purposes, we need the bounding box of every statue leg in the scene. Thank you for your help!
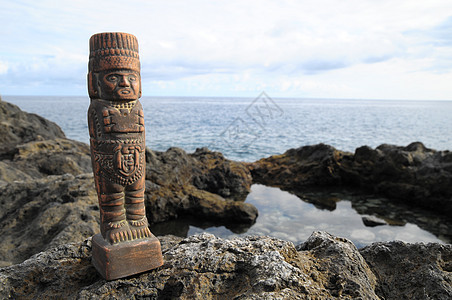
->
[125,176,152,239]
[97,178,132,244]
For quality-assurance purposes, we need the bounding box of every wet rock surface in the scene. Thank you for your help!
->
[1,231,450,299]
[351,194,452,243]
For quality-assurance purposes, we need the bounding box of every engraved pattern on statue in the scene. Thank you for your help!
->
[102,104,144,134]
[94,144,144,185]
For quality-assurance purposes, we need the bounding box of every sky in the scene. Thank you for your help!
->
[1,0,452,100]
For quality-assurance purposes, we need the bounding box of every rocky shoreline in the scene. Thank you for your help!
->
[1,231,450,299]
[1,99,451,298]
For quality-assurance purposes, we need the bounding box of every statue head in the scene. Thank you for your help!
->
[88,32,142,100]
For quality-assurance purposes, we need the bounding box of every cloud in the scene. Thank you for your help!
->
[1,0,452,99]
[428,16,452,46]
[401,15,452,73]
[0,61,8,75]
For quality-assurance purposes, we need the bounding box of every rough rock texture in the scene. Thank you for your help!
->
[0,174,99,267]
[0,234,364,299]
[0,100,91,183]
[249,144,349,188]
[2,231,450,299]
[249,142,452,216]
[349,142,452,216]
[0,150,256,267]
[1,99,451,298]
[360,241,452,300]
[296,231,378,299]
[145,147,256,224]
[0,138,92,183]
[0,100,65,152]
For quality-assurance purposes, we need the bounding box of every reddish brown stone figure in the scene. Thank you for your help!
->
[87,32,163,280]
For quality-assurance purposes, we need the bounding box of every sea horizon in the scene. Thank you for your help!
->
[3,94,452,102]
[3,94,452,163]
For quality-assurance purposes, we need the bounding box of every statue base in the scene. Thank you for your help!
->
[91,233,164,280]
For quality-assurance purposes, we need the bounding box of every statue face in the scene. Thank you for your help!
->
[98,70,141,100]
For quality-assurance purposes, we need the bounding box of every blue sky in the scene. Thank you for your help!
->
[1,0,452,100]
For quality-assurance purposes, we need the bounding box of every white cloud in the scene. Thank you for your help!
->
[0,61,8,75]
[1,0,452,98]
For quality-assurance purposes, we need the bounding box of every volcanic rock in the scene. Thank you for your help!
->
[248,143,350,188]
[0,173,99,267]
[362,215,387,227]
[2,231,450,299]
[360,240,452,299]
[0,100,65,153]
[349,142,452,215]
[145,147,256,224]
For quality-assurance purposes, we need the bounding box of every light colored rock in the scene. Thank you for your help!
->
[297,231,379,299]
[2,231,450,299]
[0,232,386,299]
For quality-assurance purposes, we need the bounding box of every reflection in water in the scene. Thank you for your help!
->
[153,184,450,248]
[152,216,254,237]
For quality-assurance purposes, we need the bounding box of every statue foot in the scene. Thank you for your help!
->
[105,221,132,244]
[129,217,152,239]
[104,218,152,244]
[129,217,147,227]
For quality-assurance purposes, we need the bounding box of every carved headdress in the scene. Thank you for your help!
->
[88,32,141,98]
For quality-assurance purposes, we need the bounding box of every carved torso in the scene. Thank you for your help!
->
[88,99,145,186]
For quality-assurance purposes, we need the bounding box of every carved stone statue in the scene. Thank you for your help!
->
[87,32,163,280]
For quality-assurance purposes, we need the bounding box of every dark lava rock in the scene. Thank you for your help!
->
[360,240,452,299]
[0,174,99,267]
[145,147,256,224]
[348,142,452,216]
[249,142,452,216]
[0,100,91,182]
[0,153,257,267]
[249,143,352,188]
[362,215,387,227]
[0,138,92,182]
[0,100,65,153]
[1,99,450,299]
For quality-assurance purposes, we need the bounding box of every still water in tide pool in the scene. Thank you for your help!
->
[4,96,452,246]
[153,184,450,248]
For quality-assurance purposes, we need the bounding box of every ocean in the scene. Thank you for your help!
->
[3,95,452,247]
